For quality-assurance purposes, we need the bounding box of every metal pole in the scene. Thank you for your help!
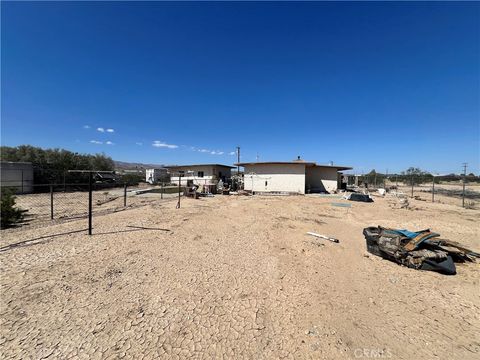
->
[411,175,414,197]
[462,163,467,208]
[161,182,164,199]
[432,175,435,203]
[50,184,54,220]
[21,170,24,194]
[176,175,182,209]
[124,183,127,207]
[88,172,93,235]
[63,171,66,192]
[236,146,240,175]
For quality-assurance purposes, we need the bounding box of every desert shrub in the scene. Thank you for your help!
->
[1,188,25,229]
[120,173,144,185]
[464,201,476,210]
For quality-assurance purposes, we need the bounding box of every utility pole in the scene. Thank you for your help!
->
[462,163,467,208]
[236,146,240,176]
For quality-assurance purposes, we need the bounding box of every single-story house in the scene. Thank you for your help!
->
[236,159,352,194]
[167,164,234,189]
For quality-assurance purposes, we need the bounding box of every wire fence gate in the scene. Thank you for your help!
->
[2,171,136,234]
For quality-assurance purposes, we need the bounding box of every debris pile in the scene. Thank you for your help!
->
[363,226,479,275]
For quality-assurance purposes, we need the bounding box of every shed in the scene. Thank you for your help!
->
[0,161,34,194]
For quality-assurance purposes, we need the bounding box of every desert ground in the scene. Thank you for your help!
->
[1,192,479,359]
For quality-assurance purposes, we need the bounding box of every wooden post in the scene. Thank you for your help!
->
[124,183,127,207]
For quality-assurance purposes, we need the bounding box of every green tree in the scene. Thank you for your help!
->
[1,145,115,184]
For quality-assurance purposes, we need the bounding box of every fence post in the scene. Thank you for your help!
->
[176,176,182,209]
[161,182,164,199]
[432,175,435,203]
[124,183,127,207]
[50,184,54,220]
[411,175,414,197]
[88,172,93,235]
[21,170,24,194]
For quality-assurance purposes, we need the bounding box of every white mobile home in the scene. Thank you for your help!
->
[167,164,234,189]
[146,168,169,184]
[237,160,352,195]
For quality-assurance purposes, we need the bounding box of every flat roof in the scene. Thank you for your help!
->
[166,164,235,169]
[235,161,352,171]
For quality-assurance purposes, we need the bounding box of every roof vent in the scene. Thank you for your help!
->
[329,161,334,166]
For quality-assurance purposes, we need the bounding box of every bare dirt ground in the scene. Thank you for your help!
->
[393,182,480,208]
[1,194,479,359]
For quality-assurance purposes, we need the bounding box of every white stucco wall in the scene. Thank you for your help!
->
[243,164,306,194]
[305,166,340,193]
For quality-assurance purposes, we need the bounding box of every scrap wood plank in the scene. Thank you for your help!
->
[306,232,340,243]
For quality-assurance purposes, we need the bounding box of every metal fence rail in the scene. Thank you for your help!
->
[2,181,133,228]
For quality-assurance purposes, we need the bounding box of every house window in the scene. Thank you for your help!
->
[265,181,268,187]
[198,171,204,178]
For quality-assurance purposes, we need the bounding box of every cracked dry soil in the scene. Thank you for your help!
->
[1,195,479,359]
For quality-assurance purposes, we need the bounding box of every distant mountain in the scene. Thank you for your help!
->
[114,160,165,170]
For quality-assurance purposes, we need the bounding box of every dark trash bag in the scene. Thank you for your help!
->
[420,256,456,275]
[348,193,373,202]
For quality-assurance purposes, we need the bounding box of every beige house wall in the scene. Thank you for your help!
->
[305,166,339,193]
[243,163,306,194]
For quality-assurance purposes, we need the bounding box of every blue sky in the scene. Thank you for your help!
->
[2,2,479,174]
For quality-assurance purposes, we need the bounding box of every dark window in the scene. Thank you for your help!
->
[198,171,204,178]
[265,181,268,186]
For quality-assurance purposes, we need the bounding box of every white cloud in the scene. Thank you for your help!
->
[152,140,178,149]
[198,149,209,153]
[106,141,114,145]
[97,127,105,132]
[90,140,103,144]
[106,128,114,133]
[136,142,143,146]
[229,151,236,156]
[83,125,91,129]
[217,151,224,155]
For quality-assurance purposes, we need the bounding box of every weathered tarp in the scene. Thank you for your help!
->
[363,226,478,275]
